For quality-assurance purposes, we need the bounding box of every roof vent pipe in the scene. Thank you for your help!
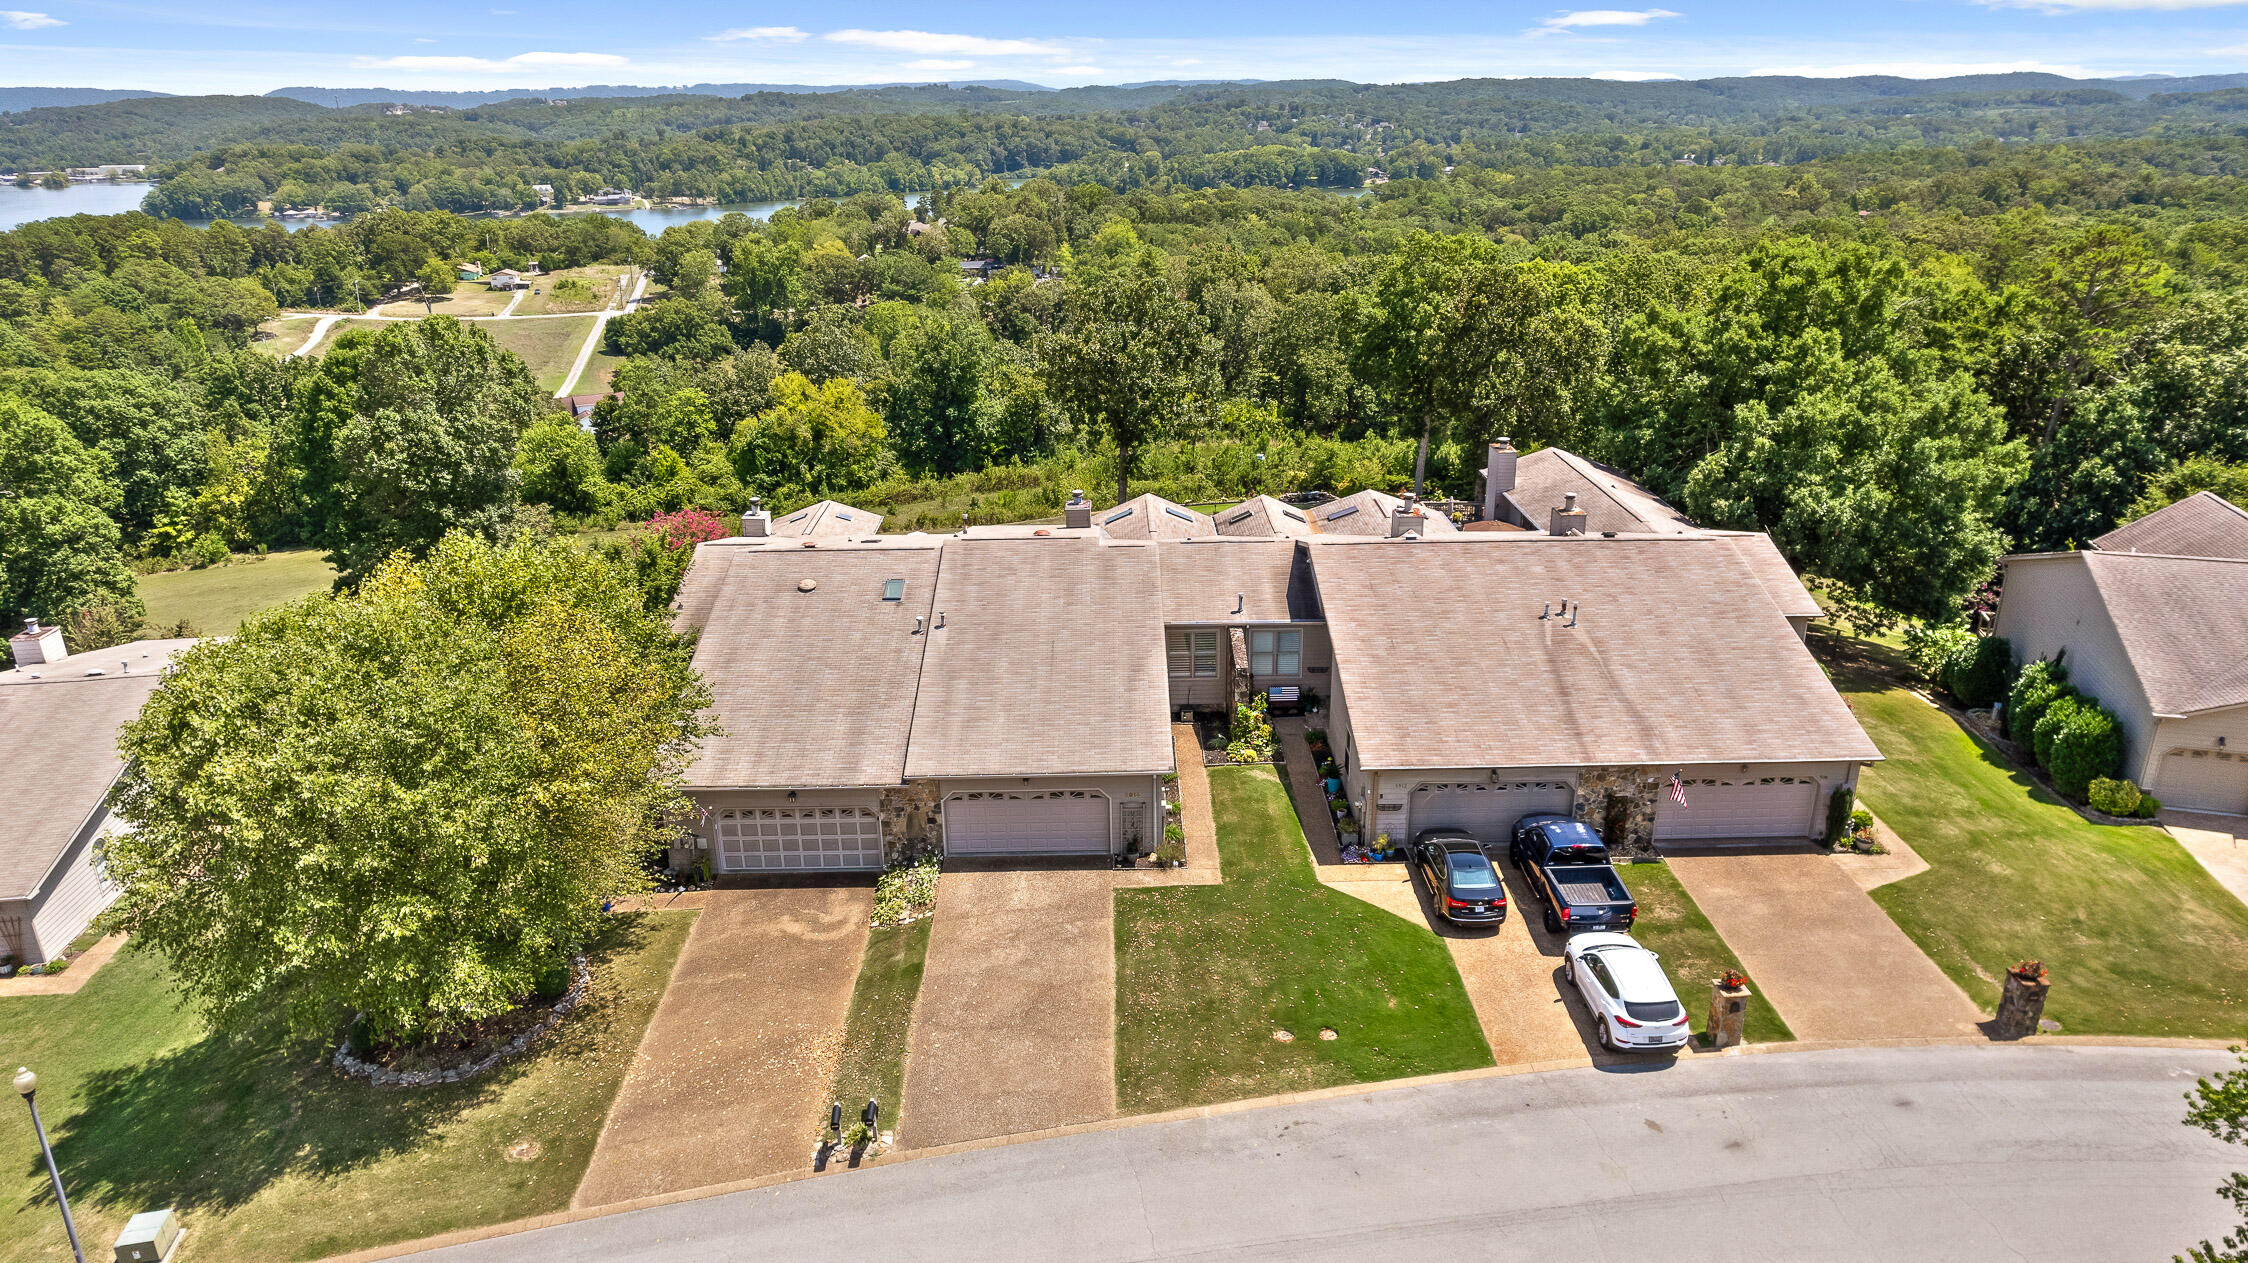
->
[1233,592,1244,615]
[1482,437,1517,521]
[1567,603,1579,628]
[1064,490,1092,530]
[914,615,925,634]
[935,610,945,629]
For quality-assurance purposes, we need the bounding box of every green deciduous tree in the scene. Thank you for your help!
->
[0,396,142,658]
[730,371,893,496]
[885,310,989,474]
[107,534,714,1042]
[2181,1047,2248,1263]
[1042,250,1216,502]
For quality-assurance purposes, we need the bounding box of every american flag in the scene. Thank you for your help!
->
[1669,772,1690,809]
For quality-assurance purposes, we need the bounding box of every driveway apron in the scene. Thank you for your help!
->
[572,885,872,1208]
[2164,811,2248,912]
[1663,848,1983,1041]
[898,868,1117,1149]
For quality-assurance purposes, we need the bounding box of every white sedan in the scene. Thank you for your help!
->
[1564,932,1692,1053]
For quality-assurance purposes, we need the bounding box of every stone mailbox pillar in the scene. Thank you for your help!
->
[1707,979,1751,1050]
[1994,963,2050,1039]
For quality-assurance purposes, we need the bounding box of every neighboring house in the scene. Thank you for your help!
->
[585,188,636,206]
[456,262,485,281]
[486,269,526,291]
[0,625,196,963]
[1993,493,2248,816]
[670,455,1869,874]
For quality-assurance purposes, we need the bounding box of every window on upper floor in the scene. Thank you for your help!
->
[1168,629,1218,678]
[1250,629,1301,676]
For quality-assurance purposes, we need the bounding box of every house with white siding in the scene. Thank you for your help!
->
[0,626,194,963]
[669,448,1877,874]
[1992,493,2248,816]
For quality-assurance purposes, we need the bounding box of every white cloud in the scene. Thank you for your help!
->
[1978,0,2248,10]
[822,29,1072,57]
[905,58,974,70]
[413,36,435,43]
[0,11,63,29]
[360,50,628,73]
[706,26,807,42]
[1748,58,2098,77]
[1532,8,1680,35]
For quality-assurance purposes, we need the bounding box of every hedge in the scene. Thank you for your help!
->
[2048,703,2125,800]
[2032,694,2083,770]
[2007,658,2069,746]
[2087,777,2142,817]
[1944,635,2015,709]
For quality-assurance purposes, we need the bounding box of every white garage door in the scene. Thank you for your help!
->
[714,806,884,872]
[1655,779,1818,841]
[945,791,1111,856]
[2160,749,2248,816]
[1410,781,1576,841]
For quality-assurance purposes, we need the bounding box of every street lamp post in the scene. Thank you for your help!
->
[14,1068,85,1263]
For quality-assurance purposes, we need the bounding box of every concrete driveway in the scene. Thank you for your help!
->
[897,867,1117,1149]
[2165,811,2248,910]
[1663,847,1983,1041]
[573,884,873,1208]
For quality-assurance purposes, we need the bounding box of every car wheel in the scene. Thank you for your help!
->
[1595,1021,1613,1052]
[1542,905,1561,934]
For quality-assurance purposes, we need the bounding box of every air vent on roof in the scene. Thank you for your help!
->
[1325,505,1360,521]
[1164,506,1195,523]
[1103,507,1135,525]
[1225,508,1255,525]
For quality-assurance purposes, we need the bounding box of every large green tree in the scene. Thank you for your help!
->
[107,534,713,1041]
[1042,250,1216,502]
[0,396,142,657]
[885,310,989,474]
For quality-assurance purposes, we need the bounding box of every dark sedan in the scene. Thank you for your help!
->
[1412,829,1508,924]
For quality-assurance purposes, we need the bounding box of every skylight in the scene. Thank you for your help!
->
[1282,508,1307,523]
[1225,509,1255,525]
[882,578,905,601]
[1164,506,1196,522]
[1103,507,1136,524]
[1325,505,1360,521]
[836,511,855,521]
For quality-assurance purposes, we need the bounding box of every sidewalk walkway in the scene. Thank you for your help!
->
[0,934,125,997]
[1664,848,1983,1042]
[572,885,871,1208]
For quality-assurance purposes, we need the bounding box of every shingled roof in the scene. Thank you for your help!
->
[0,639,195,899]
[1506,448,1695,537]
[1308,537,1879,770]
[1309,489,1460,536]
[2078,551,2248,716]
[771,499,886,539]
[1213,495,1315,539]
[1094,493,1216,540]
[2092,492,2248,560]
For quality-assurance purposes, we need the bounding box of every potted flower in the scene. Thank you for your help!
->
[1716,969,1748,991]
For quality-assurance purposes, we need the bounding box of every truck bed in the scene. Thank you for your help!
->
[1554,877,1622,907]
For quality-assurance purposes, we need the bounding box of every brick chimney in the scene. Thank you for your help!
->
[1548,491,1587,537]
[1480,438,1517,521]
[1064,489,1092,530]
[10,618,64,665]
[740,496,771,538]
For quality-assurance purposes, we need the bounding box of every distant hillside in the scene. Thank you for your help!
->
[0,87,170,115]
[264,80,1058,108]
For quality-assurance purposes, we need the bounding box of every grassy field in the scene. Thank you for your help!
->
[567,344,624,397]
[485,315,597,394]
[513,266,633,317]
[0,913,693,1263]
[376,285,516,319]
[1825,635,2248,1039]
[1114,765,1492,1114]
[252,317,324,358]
[1625,862,1794,1046]
[825,920,932,1140]
[138,549,337,634]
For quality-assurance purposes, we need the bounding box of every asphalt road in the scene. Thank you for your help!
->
[416,1045,2241,1263]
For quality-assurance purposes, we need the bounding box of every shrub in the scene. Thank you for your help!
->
[2031,694,2083,770]
[1155,838,1186,865]
[532,958,572,1000]
[2048,703,2124,800]
[2135,793,2162,818]
[1163,821,1184,843]
[2087,777,2142,817]
[1944,635,2015,709]
[871,856,939,927]
[1902,621,1975,685]
[2007,658,2069,746]
[1823,785,1855,847]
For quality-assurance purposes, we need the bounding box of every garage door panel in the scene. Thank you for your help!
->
[716,806,884,872]
[2161,750,2248,816]
[946,792,1110,856]
[1655,780,1818,841]
[1410,782,1575,841]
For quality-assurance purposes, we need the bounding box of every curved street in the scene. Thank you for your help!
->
[409,1044,2242,1262]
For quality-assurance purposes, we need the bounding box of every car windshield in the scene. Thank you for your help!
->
[1445,853,1498,889]
[1624,999,1683,1022]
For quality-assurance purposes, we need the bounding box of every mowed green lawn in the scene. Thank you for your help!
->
[483,315,596,394]
[827,920,931,1139]
[1114,766,1492,1114]
[1836,649,2248,1039]
[138,549,338,634]
[0,913,691,1263]
[1625,863,1793,1046]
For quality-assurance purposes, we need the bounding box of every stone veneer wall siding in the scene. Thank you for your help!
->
[878,781,945,864]
[1228,627,1252,714]
[1573,766,1659,859]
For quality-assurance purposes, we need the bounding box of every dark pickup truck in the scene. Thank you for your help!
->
[1509,814,1637,934]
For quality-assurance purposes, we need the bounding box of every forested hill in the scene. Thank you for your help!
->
[16,71,2248,177]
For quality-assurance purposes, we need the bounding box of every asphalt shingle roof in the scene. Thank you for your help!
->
[771,500,886,538]
[1157,537,1321,624]
[2079,551,2248,716]
[1711,532,1825,619]
[0,639,194,898]
[1308,538,1879,770]
[1094,493,1216,540]
[1213,495,1315,539]
[1505,448,1695,536]
[1310,489,1459,536]
[2092,492,2248,560]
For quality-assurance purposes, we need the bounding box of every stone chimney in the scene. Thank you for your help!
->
[740,496,771,538]
[1548,491,1587,537]
[1390,492,1422,538]
[1064,489,1092,530]
[10,618,65,666]
[1481,438,1517,521]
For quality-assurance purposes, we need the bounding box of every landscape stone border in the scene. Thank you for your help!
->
[1944,699,2160,828]
[332,954,591,1088]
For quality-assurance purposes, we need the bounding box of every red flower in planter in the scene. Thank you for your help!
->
[2009,960,2049,984]
[1717,969,1748,991]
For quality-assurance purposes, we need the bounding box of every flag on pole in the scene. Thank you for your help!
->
[1669,772,1689,809]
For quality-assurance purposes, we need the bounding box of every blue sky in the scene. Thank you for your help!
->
[10,0,2248,93]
